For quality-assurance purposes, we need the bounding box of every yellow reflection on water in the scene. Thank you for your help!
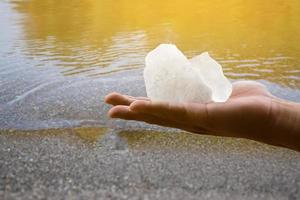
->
[13,0,300,87]
[0,127,107,143]
[74,127,107,142]
[118,130,280,153]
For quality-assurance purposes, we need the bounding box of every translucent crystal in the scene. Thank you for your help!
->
[144,44,232,103]
[190,52,232,102]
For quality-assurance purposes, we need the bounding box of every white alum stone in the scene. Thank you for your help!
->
[190,52,232,102]
[144,44,232,103]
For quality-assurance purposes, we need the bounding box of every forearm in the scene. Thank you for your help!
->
[271,99,300,151]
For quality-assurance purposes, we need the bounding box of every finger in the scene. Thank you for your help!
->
[109,105,212,134]
[129,100,209,126]
[105,92,133,106]
[108,105,199,132]
[124,95,150,101]
[108,105,190,132]
[105,92,150,106]
[108,105,131,118]
[130,100,179,117]
[108,105,162,123]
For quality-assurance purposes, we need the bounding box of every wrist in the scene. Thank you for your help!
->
[271,99,300,151]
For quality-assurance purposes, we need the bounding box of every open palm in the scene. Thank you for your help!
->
[105,81,281,145]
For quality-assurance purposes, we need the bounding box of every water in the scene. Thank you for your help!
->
[1,0,300,130]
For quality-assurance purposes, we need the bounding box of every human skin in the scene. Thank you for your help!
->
[105,81,300,152]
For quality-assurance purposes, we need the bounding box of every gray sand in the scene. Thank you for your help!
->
[1,128,300,200]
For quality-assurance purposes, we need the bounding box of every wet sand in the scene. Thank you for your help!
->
[1,127,300,200]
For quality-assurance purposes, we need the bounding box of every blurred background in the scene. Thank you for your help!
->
[1,0,300,86]
[1,0,300,129]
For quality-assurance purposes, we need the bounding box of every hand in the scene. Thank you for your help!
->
[105,81,300,151]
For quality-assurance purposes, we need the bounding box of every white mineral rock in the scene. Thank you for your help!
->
[144,44,232,103]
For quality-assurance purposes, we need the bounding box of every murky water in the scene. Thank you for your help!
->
[0,0,300,130]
